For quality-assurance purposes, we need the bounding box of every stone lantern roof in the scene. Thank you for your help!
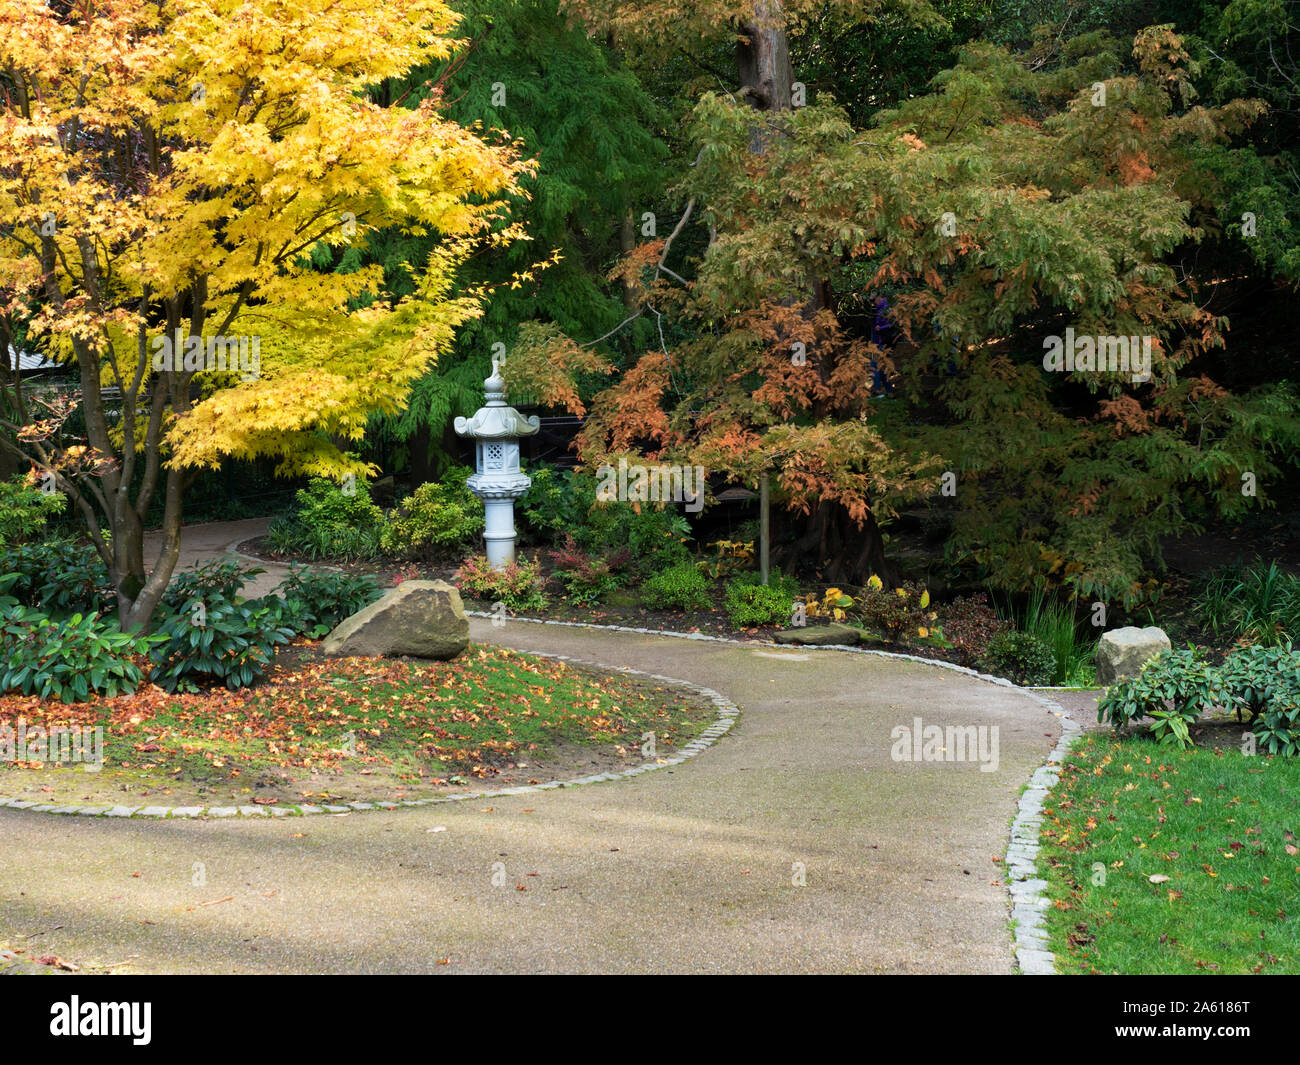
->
[454,361,540,440]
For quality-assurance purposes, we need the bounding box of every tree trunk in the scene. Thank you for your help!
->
[737,1,793,113]
[779,500,896,587]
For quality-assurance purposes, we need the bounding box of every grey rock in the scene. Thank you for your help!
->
[1096,626,1171,685]
[321,580,468,660]
[773,623,861,647]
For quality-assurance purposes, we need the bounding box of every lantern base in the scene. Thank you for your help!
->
[482,499,520,570]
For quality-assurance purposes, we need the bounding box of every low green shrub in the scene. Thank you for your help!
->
[278,566,382,638]
[5,538,114,616]
[454,555,548,613]
[724,578,793,628]
[0,607,155,702]
[980,630,1057,686]
[641,562,711,612]
[381,469,483,559]
[0,474,66,545]
[162,558,262,614]
[1216,644,1300,726]
[149,600,295,692]
[1096,648,1221,748]
[1253,687,1300,757]
[1096,646,1300,753]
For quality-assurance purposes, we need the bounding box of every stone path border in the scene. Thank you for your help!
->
[0,651,738,822]
[1005,711,1082,975]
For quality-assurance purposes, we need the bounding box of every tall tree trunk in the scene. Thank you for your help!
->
[735,6,890,587]
[737,1,792,113]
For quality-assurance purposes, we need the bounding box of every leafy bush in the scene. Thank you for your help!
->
[381,468,483,559]
[162,558,262,614]
[641,562,711,611]
[724,578,793,628]
[1194,560,1300,647]
[454,555,548,613]
[1216,644,1300,725]
[519,464,582,541]
[0,607,155,702]
[278,565,382,638]
[149,600,295,692]
[939,594,1011,667]
[521,465,692,574]
[1096,648,1219,745]
[5,538,114,616]
[0,474,66,545]
[1093,645,1300,754]
[850,578,939,642]
[265,478,388,562]
[295,476,386,532]
[548,537,631,606]
[980,630,1057,686]
[1253,687,1300,757]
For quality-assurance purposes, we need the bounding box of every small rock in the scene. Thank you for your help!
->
[1096,626,1172,685]
[773,623,861,647]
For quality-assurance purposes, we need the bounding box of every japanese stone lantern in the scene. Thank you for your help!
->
[454,359,540,568]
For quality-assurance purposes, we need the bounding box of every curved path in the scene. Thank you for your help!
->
[0,521,1064,973]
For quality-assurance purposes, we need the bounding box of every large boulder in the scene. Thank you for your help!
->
[1095,626,1171,685]
[774,623,861,647]
[321,579,468,660]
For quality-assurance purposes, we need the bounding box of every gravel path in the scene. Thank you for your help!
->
[0,519,1080,973]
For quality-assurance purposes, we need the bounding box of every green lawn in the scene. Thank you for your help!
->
[1040,729,1300,974]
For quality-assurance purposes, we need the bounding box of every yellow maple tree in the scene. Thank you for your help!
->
[0,0,531,627]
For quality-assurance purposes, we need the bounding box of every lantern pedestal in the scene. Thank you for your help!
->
[454,362,539,570]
